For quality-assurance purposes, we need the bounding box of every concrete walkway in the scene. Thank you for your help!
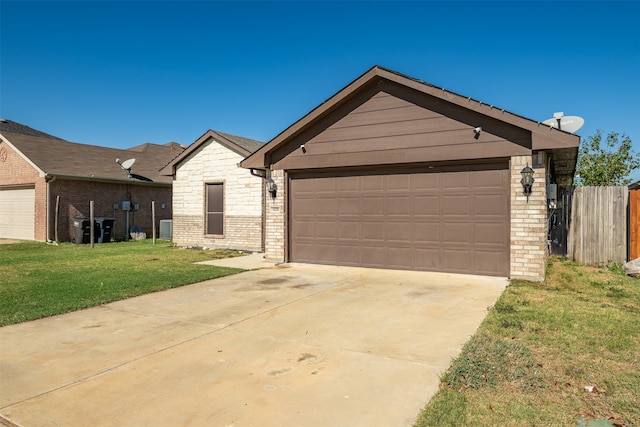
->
[196,252,278,270]
[0,264,508,427]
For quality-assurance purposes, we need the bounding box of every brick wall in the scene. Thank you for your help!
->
[172,140,263,252]
[264,170,285,261]
[49,179,173,242]
[510,153,548,281]
[0,139,47,240]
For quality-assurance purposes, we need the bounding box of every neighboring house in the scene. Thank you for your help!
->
[160,129,264,252]
[241,66,580,281]
[0,119,184,242]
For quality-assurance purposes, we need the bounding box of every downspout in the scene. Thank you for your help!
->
[249,168,267,252]
[45,174,57,244]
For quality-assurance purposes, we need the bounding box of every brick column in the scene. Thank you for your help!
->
[510,153,547,281]
[264,169,285,262]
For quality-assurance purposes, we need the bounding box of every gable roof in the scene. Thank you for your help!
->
[160,129,264,176]
[240,66,580,181]
[0,119,184,184]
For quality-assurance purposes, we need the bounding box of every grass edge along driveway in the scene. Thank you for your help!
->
[0,240,244,326]
[414,257,640,427]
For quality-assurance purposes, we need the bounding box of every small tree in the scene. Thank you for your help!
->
[575,130,639,186]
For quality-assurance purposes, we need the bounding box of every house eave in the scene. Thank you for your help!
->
[240,65,580,170]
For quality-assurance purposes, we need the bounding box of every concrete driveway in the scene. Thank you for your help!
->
[0,262,507,427]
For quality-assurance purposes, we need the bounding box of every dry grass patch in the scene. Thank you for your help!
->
[415,257,640,427]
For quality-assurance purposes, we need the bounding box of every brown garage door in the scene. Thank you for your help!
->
[289,163,510,276]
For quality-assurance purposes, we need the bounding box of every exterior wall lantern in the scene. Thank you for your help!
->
[266,177,277,198]
[520,165,535,198]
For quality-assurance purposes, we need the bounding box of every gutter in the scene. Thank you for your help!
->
[249,168,267,179]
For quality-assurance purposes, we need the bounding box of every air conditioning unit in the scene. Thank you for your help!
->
[159,220,173,240]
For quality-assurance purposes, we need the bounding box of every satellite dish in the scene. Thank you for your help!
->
[115,158,137,178]
[121,158,136,169]
[542,115,584,133]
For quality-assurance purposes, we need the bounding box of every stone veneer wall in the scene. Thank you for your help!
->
[172,140,263,252]
[264,169,286,262]
[510,153,548,281]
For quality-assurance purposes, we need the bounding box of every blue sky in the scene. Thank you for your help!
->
[2,1,639,180]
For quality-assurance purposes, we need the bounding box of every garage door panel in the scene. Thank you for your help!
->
[413,174,439,190]
[362,222,386,241]
[294,202,318,216]
[338,244,362,264]
[338,176,359,191]
[414,248,442,269]
[290,165,509,276]
[414,196,439,216]
[443,249,473,272]
[314,198,337,215]
[443,172,470,189]
[387,222,413,241]
[443,195,470,215]
[362,175,385,191]
[414,222,440,243]
[443,223,472,244]
[338,198,359,215]
[474,170,506,189]
[474,194,506,216]
[292,243,316,262]
[315,221,338,239]
[316,244,339,263]
[315,179,337,193]
[292,220,315,238]
[387,174,411,191]
[475,223,506,244]
[361,197,385,215]
[339,222,361,239]
[388,196,411,215]
[386,247,414,269]
[361,245,386,265]
[474,250,508,275]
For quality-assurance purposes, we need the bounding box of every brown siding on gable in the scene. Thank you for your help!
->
[289,162,510,276]
[269,81,531,171]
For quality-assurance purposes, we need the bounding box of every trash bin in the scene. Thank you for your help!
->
[72,218,99,244]
[95,218,115,243]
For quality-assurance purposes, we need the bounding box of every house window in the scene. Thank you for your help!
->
[206,183,224,235]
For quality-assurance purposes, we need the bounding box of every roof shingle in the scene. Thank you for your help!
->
[1,120,184,184]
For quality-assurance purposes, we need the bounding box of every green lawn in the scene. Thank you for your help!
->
[0,240,244,326]
[415,258,640,427]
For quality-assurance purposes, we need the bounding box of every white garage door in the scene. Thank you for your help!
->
[0,186,35,240]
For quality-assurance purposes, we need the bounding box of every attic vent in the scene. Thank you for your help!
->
[0,118,8,123]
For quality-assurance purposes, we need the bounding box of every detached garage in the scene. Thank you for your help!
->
[241,66,580,281]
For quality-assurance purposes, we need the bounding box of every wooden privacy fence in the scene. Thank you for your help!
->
[568,186,628,265]
[631,189,640,260]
